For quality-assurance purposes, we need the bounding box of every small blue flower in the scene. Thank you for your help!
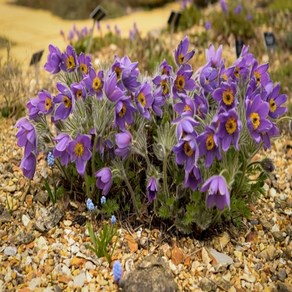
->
[100,196,106,205]
[111,215,116,224]
[47,151,55,167]
[86,198,95,211]
[113,260,122,282]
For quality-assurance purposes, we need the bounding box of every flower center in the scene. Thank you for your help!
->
[234,66,240,78]
[80,63,88,74]
[92,77,101,91]
[63,96,72,108]
[225,118,237,134]
[161,80,169,95]
[114,66,122,80]
[269,98,277,112]
[76,90,83,100]
[137,92,146,107]
[222,73,228,81]
[118,102,127,117]
[45,97,52,111]
[161,68,168,75]
[206,134,215,150]
[254,71,261,85]
[178,54,184,64]
[74,143,84,157]
[66,55,75,70]
[175,75,185,91]
[183,142,193,157]
[183,105,192,112]
[222,89,234,106]
[205,77,210,85]
[250,112,260,130]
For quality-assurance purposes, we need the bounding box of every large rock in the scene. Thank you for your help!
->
[121,255,178,292]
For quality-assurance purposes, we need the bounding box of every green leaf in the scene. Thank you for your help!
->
[158,205,170,219]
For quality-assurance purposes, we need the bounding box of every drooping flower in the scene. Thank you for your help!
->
[197,125,222,168]
[53,83,74,121]
[246,94,272,143]
[86,198,95,211]
[115,130,132,160]
[44,44,62,74]
[15,117,37,158]
[113,261,122,282]
[95,167,113,196]
[114,96,136,130]
[111,215,117,224]
[68,134,92,176]
[47,151,55,167]
[135,82,153,119]
[104,72,125,103]
[38,90,54,115]
[212,82,237,110]
[174,36,195,66]
[27,97,40,120]
[173,64,195,99]
[70,82,87,101]
[84,68,104,99]
[78,52,92,76]
[261,122,279,150]
[60,45,78,72]
[184,166,202,191]
[100,196,106,205]
[146,177,158,202]
[199,65,218,93]
[53,133,72,167]
[205,44,224,69]
[152,87,166,117]
[217,108,242,151]
[193,92,208,119]
[260,158,275,172]
[234,4,242,14]
[20,152,37,179]
[173,116,199,140]
[201,175,230,210]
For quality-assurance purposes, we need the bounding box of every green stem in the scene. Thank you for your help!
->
[163,151,170,198]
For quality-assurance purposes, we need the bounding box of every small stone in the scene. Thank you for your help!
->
[269,188,277,197]
[85,261,96,270]
[258,245,276,261]
[22,214,31,227]
[277,283,292,292]
[273,231,285,242]
[202,247,211,264]
[63,220,72,227]
[277,269,287,281]
[240,273,256,283]
[29,277,41,289]
[209,248,234,267]
[34,191,49,205]
[0,209,12,223]
[73,272,86,287]
[199,277,217,291]
[3,185,16,192]
[4,246,17,256]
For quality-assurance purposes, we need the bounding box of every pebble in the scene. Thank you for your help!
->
[22,214,30,227]
[4,246,17,256]
[277,269,287,281]
[73,272,86,287]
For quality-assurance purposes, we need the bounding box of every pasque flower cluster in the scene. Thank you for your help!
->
[16,35,287,222]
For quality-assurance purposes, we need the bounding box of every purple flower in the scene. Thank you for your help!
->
[174,36,195,66]
[78,52,92,76]
[173,64,195,99]
[84,68,104,99]
[251,62,271,87]
[265,83,287,119]
[44,44,62,74]
[212,82,237,109]
[173,134,199,171]
[220,0,228,13]
[197,125,222,168]
[147,177,158,202]
[27,97,40,120]
[68,134,92,176]
[152,87,166,117]
[152,75,171,98]
[184,166,202,191]
[53,133,72,167]
[174,96,196,117]
[205,21,211,30]
[201,175,230,210]
[115,130,132,159]
[261,122,279,150]
[70,82,86,101]
[15,117,37,158]
[199,65,218,93]
[159,59,173,76]
[104,72,125,103]
[217,109,242,151]
[205,44,223,69]
[60,45,78,72]
[53,83,74,121]
[246,94,272,143]
[114,96,136,130]
[20,152,37,179]
[135,82,153,119]
[173,116,199,140]
[113,260,122,282]
[86,198,95,211]
[114,25,121,36]
[95,167,113,196]
[194,92,208,118]
[38,90,54,115]
[234,4,242,14]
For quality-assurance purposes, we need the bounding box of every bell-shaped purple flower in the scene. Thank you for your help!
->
[104,72,125,103]
[173,64,195,99]
[60,45,78,72]
[114,96,136,130]
[212,82,237,110]
[27,97,40,120]
[234,4,242,14]
[152,87,166,117]
[95,167,113,196]
[53,133,72,167]
[53,83,74,121]
[115,130,132,160]
[205,44,223,69]
[199,65,218,93]
[251,62,271,88]
[38,90,54,115]
[70,82,87,101]
[68,134,92,176]
[158,59,173,76]
[261,122,279,150]
[217,109,242,151]
[146,177,158,202]
[44,44,62,74]
[184,166,202,191]
[84,68,104,100]
[194,92,208,119]
[172,116,199,140]
[15,117,37,158]
[152,75,171,98]
[174,36,195,66]
[220,0,228,13]
[78,52,92,76]
[20,152,37,179]
[135,82,153,119]
[201,175,230,210]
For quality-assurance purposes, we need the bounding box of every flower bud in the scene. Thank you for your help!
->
[260,158,275,173]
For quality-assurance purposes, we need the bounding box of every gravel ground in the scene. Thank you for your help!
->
[0,116,291,292]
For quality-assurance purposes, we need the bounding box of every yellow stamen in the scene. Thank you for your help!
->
[206,134,215,150]
[205,77,210,85]
[80,63,88,74]
[74,143,84,157]
[225,118,237,134]
[254,71,261,85]
[184,142,193,157]
[222,74,228,81]
[234,66,240,78]
[161,68,168,75]
[269,98,277,112]
[161,80,169,95]
[118,102,127,117]
[175,75,185,91]
[76,90,83,100]
[250,112,260,130]
[137,92,146,107]
[63,96,72,108]
[178,54,184,64]
[66,55,75,70]
[183,105,192,112]
[45,97,52,111]
[114,66,122,80]
[222,89,234,106]
[92,77,101,91]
